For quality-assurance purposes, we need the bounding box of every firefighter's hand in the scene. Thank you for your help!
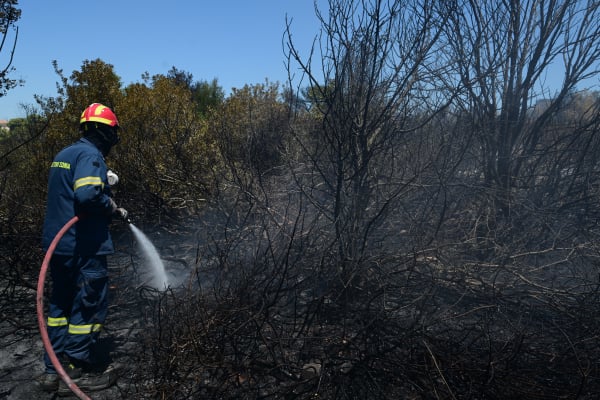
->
[108,198,128,222]
[115,207,129,222]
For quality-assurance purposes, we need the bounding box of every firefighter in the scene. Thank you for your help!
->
[37,103,127,394]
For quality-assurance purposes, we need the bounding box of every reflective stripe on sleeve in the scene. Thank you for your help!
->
[73,176,104,191]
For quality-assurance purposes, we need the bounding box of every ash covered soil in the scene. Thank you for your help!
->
[1,222,198,399]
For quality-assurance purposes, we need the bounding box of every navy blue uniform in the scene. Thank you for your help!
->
[42,137,115,372]
[42,138,115,254]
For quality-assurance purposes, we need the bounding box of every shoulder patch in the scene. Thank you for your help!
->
[51,161,71,170]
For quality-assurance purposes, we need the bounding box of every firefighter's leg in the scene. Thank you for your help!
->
[44,255,77,373]
[64,255,109,368]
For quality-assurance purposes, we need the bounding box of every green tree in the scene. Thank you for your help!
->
[165,66,225,117]
[7,116,25,131]
[191,78,224,116]
[33,59,123,158]
[117,73,216,216]
[207,81,288,181]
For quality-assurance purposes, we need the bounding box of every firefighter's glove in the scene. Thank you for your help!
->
[107,169,119,186]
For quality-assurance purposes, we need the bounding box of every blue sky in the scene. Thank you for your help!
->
[0,1,328,120]
[2,2,597,121]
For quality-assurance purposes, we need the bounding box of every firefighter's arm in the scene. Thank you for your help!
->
[72,154,115,215]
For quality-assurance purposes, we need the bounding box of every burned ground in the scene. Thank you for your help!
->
[0,222,196,400]
[2,211,600,399]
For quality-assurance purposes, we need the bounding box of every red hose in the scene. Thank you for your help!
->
[36,215,92,400]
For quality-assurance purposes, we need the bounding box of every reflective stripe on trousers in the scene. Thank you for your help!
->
[44,254,109,373]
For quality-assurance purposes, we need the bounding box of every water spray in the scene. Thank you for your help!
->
[129,223,169,290]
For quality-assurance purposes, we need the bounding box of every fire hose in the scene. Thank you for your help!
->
[36,215,92,400]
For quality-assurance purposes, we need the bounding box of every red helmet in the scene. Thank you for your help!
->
[80,103,119,127]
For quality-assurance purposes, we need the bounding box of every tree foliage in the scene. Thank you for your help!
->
[116,73,217,216]
[207,81,289,179]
